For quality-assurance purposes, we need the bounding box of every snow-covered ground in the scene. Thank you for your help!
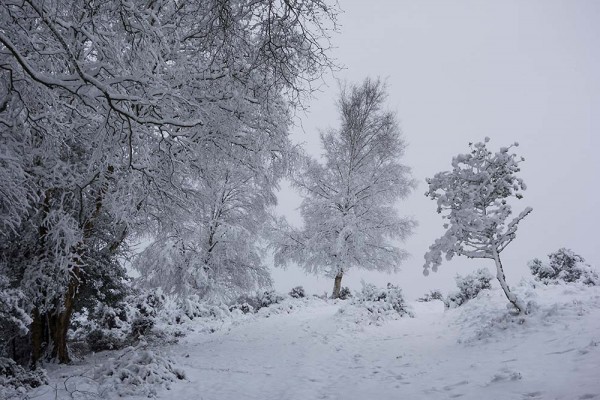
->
[29,283,600,400]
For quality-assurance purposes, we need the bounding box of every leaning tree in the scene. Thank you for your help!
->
[272,78,416,298]
[423,138,532,313]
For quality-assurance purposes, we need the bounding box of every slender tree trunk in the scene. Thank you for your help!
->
[332,271,343,299]
[492,246,525,314]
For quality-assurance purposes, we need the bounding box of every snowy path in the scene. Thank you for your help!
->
[162,293,600,400]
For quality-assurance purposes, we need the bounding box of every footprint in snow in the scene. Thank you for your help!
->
[443,380,469,391]
[545,348,575,355]
[522,391,543,399]
[489,368,522,384]
[579,395,598,400]
[578,339,599,355]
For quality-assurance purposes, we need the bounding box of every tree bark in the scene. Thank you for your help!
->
[30,308,47,367]
[29,274,79,365]
[492,246,525,314]
[49,275,78,363]
[332,271,343,299]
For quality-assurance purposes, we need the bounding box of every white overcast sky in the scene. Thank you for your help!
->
[271,0,600,299]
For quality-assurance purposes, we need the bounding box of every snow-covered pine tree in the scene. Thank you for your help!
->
[272,78,416,298]
[424,138,532,313]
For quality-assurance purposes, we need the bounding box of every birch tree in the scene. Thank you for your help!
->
[272,78,416,298]
[423,138,532,313]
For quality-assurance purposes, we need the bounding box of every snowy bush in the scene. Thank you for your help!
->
[230,289,285,313]
[229,301,255,315]
[86,329,125,353]
[0,275,30,359]
[178,295,229,321]
[445,268,493,309]
[131,316,155,339]
[257,289,285,308]
[289,286,306,298]
[71,301,132,354]
[94,343,185,397]
[351,283,413,319]
[529,248,599,286]
[417,289,444,302]
[73,288,214,353]
[0,357,47,399]
[338,286,352,300]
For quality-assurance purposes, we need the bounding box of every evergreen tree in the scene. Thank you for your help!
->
[424,138,532,313]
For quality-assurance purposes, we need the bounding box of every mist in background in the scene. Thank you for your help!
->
[271,0,600,299]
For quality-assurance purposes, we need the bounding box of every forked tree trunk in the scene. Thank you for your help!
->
[492,247,526,314]
[30,275,79,366]
[50,276,78,363]
[332,271,343,299]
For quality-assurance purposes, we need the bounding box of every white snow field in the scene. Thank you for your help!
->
[31,283,600,400]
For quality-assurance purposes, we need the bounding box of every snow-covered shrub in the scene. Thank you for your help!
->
[353,283,413,317]
[289,286,305,298]
[80,302,131,352]
[417,289,444,302]
[230,289,285,313]
[0,357,48,398]
[445,268,493,309]
[257,289,285,308]
[86,328,125,353]
[94,343,185,397]
[529,248,599,285]
[132,289,166,319]
[0,275,30,359]
[229,301,255,314]
[230,293,261,313]
[131,316,155,338]
[71,301,131,353]
[338,286,352,300]
[73,288,196,353]
[178,295,229,320]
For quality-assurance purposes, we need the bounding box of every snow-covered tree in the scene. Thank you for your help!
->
[424,138,532,313]
[133,143,276,302]
[0,0,338,363]
[272,78,416,298]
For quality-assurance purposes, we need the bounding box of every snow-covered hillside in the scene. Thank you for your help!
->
[26,283,600,400]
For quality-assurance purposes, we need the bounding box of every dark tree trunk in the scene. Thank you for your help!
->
[50,276,78,363]
[332,271,343,299]
[30,274,79,365]
[30,309,48,367]
[28,168,114,365]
